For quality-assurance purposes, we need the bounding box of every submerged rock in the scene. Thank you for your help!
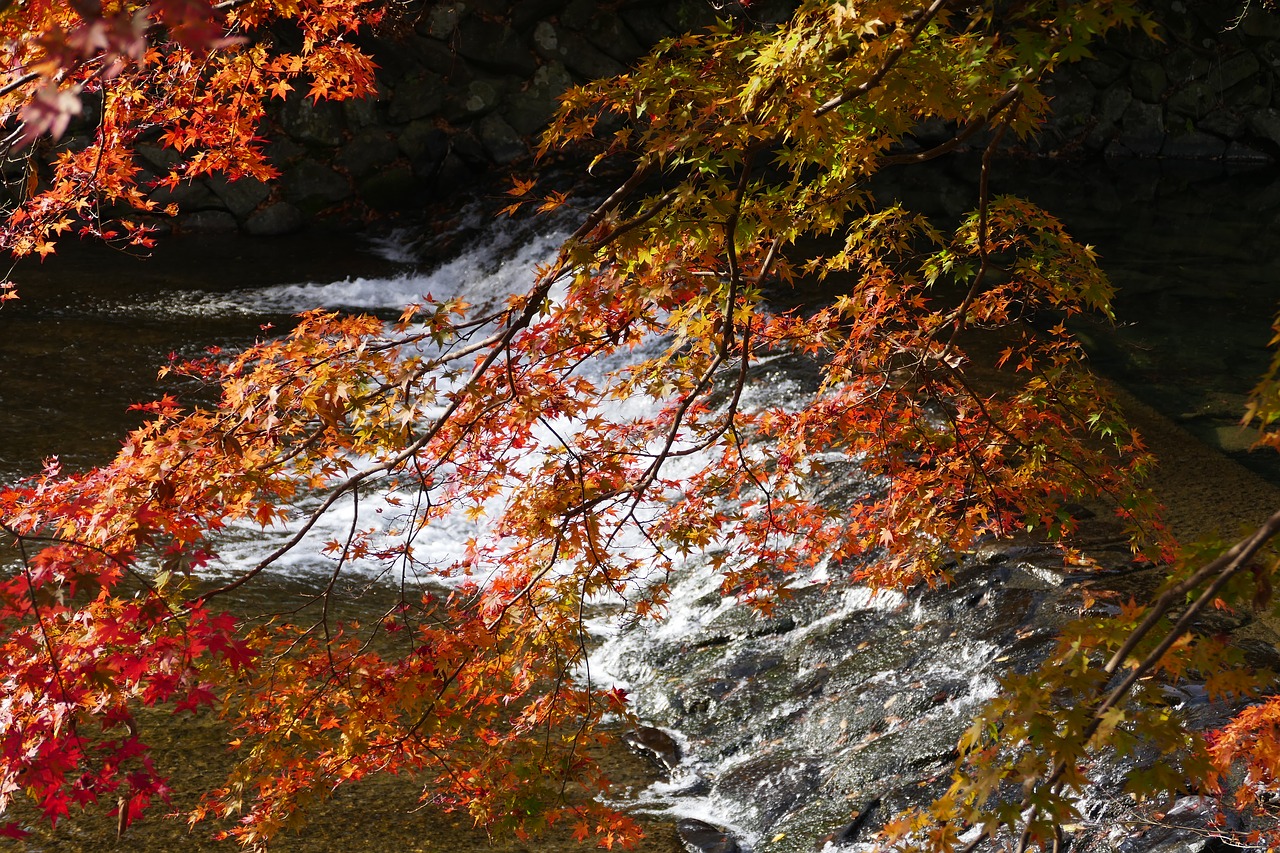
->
[676,818,740,853]
[621,725,682,775]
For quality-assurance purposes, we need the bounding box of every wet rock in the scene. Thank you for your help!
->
[676,818,740,853]
[621,725,682,774]
[827,797,881,847]
[1225,141,1273,164]
[244,202,304,236]
[714,752,820,827]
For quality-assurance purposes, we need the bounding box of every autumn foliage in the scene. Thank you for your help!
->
[5,0,1280,849]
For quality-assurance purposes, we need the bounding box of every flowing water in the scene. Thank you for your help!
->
[3,161,1280,852]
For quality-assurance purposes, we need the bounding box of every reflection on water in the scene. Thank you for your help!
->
[0,231,408,479]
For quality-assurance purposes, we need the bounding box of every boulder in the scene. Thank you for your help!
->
[476,114,527,164]
[456,17,536,76]
[675,819,739,853]
[179,210,238,232]
[244,202,304,236]
[358,167,420,210]
[389,72,446,123]
[620,725,682,774]
[505,61,573,135]
[338,128,401,179]
[1206,50,1260,94]
[207,175,271,218]
[282,161,351,207]
[1129,59,1168,103]
[280,92,344,146]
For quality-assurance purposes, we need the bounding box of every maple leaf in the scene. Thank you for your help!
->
[17,83,83,148]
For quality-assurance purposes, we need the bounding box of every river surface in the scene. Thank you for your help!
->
[3,160,1280,851]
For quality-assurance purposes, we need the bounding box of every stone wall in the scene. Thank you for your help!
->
[1034,0,1280,163]
[152,0,790,235]
[146,0,1280,235]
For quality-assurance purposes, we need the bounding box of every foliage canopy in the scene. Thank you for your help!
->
[5,0,1280,850]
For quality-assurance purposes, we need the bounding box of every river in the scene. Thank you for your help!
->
[3,160,1280,852]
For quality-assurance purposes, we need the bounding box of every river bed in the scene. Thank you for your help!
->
[3,160,1280,852]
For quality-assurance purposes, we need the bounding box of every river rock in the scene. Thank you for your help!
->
[826,797,881,847]
[676,818,740,853]
[621,725,682,774]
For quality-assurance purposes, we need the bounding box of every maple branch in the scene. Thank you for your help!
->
[571,155,656,243]
[942,119,1010,358]
[1005,509,1280,850]
[878,85,1024,168]
[813,0,951,118]
[204,273,562,600]
[0,71,38,98]
[721,150,755,357]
